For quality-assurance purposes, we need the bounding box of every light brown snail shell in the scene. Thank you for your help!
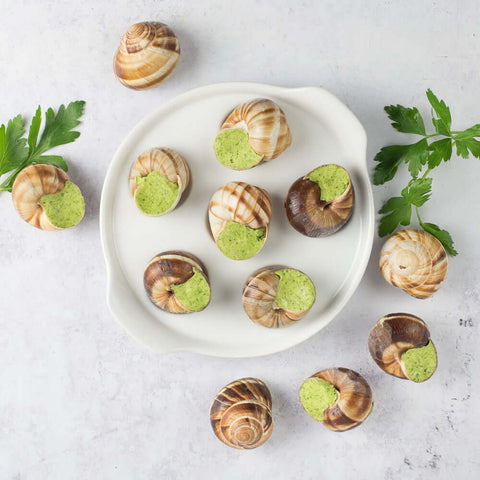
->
[113,22,180,90]
[143,251,209,313]
[210,377,273,449]
[380,229,447,299]
[129,147,190,215]
[11,163,84,231]
[242,266,315,328]
[368,313,437,381]
[285,164,354,237]
[301,368,373,432]
[208,180,272,247]
[220,98,292,161]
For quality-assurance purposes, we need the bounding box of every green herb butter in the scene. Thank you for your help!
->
[170,268,210,312]
[39,181,85,228]
[274,269,315,312]
[216,221,266,260]
[213,129,262,170]
[135,170,179,215]
[299,377,338,421]
[306,164,349,202]
[402,340,437,382]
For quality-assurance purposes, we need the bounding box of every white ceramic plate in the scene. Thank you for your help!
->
[100,83,374,358]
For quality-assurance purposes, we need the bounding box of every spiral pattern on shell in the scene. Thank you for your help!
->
[129,147,190,215]
[210,378,273,449]
[285,165,354,237]
[12,163,77,230]
[221,98,292,160]
[113,22,180,90]
[380,229,448,299]
[143,251,209,313]
[368,313,436,380]
[242,267,314,328]
[208,181,272,241]
[304,368,373,432]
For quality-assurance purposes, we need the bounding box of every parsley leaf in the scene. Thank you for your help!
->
[428,138,452,169]
[426,89,451,136]
[384,104,426,135]
[401,178,432,207]
[27,106,42,153]
[0,115,29,175]
[405,139,429,178]
[420,222,458,256]
[378,196,412,237]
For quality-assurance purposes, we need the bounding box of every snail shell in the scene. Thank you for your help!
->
[113,22,180,90]
[301,368,373,432]
[242,266,315,328]
[220,98,292,161]
[208,181,272,257]
[129,148,190,215]
[285,164,354,237]
[380,229,447,299]
[210,377,273,449]
[143,251,210,313]
[368,313,437,381]
[11,163,84,230]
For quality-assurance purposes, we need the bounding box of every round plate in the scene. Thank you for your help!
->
[100,83,374,358]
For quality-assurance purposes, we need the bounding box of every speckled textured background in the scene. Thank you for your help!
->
[0,1,478,478]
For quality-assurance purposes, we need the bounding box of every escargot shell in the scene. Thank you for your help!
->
[303,368,373,432]
[11,163,83,231]
[242,266,314,328]
[143,251,209,313]
[129,147,190,215]
[285,165,354,237]
[210,377,273,449]
[380,229,448,299]
[368,313,437,381]
[114,22,180,90]
[220,98,292,160]
[208,181,272,241]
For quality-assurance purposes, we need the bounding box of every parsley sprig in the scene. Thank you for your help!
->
[0,101,85,192]
[373,89,480,256]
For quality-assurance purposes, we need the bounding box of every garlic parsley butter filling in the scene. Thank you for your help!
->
[216,221,266,260]
[171,268,211,312]
[299,378,338,421]
[306,164,350,202]
[213,129,262,170]
[401,340,437,383]
[135,171,179,215]
[274,269,316,312]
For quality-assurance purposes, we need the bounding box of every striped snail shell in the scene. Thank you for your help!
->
[11,164,85,231]
[210,378,273,449]
[143,251,210,313]
[300,368,373,432]
[113,22,180,90]
[208,181,272,259]
[129,148,190,216]
[368,313,437,382]
[285,164,354,237]
[380,229,447,299]
[220,98,292,162]
[242,266,315,328]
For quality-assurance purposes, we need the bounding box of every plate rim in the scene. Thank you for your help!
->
[99,82,374,358]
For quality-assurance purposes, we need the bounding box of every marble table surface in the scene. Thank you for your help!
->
[1,1,478,478]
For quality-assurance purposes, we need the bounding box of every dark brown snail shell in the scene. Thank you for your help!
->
[210,377,273,449]
[301,368,373,432]
[368,313,437,381]
[143,251,210,313]
[285,165,354,237]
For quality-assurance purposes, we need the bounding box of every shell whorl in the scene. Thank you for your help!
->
[285,166,354,237]
[210,378,273,449]
[143,251,208,313]
[129,147,189,214]
[242,267,312,328]
[368,313,434,380]
[12,164,70,231]
[113,22,180,90]
[208,181,272,240]
[221,98,292,160]
[380,229,448,299]
[308,368,373,432]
